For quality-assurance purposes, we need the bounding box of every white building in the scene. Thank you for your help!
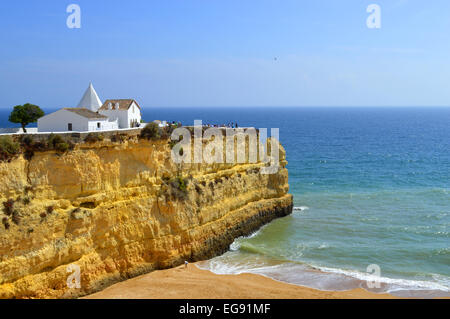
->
[98,99,142,129]
[37,108,118,132]
[36,83,142,132]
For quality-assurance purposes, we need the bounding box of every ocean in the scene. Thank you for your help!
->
[1,106,449,297]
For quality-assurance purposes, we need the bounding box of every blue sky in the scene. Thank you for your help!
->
[1,0,450,108]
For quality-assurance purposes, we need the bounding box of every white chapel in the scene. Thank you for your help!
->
[37,83,142,132]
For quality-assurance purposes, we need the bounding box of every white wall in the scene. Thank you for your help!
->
[103,119,119,130]
[38,109,118,132]
[0,128,38,134]
[38,109,89,132]
[99,109,128,128]
[99,101,141,129]
[127,101,142,128]
[87,119,118,131]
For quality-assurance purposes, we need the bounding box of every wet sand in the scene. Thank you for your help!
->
[84,263,397,299]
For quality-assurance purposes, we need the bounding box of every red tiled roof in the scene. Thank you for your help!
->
[99,99,141,111]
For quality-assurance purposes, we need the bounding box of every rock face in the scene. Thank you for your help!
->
[0,135,292,298]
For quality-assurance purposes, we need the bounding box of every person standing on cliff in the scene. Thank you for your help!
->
[185,261,188,269]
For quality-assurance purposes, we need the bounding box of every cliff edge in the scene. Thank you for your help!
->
[0,133,292,298]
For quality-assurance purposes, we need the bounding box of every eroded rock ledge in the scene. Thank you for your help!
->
[0,136,292,298]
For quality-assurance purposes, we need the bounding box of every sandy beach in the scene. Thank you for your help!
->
[84,263,397,299]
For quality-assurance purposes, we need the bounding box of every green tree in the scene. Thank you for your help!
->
[9,103,44,133]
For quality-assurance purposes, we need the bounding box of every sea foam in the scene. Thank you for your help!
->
[293,206,309,211]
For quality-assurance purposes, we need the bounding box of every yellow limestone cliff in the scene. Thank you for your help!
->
[0,135,292,298]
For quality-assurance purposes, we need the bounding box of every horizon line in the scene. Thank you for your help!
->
[1,105,450,110]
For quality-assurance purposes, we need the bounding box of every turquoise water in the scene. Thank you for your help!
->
[159,106,449,298]
[1,106,449,297]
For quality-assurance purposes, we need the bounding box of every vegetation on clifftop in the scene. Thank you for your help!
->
[0,134,78,162]
[0,136,20,162]
[139,122,180,140]
[0,122,183,163]
[84,133,104,143]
